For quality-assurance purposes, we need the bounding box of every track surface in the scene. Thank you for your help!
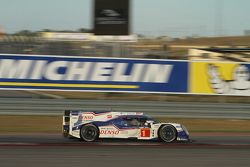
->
[0,134,250,167]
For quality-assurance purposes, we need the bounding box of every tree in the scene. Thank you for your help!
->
[14,30,37,36]
[77,28,91,33]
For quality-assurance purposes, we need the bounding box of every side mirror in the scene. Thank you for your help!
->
[144,122,149,127]
[144,120,154,128]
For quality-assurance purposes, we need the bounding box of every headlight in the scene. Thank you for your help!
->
[181,125,189,135]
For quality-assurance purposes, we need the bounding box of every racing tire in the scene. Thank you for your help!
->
[80,124,99,142]
[158,125,177,143]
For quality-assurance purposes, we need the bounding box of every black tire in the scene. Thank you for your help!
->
[158,125,177,143]
[80,124,99,142]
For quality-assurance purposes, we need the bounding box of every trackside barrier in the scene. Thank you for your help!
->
[0,98,249,119]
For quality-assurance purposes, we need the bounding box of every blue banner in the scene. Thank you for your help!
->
[0,54,189,93]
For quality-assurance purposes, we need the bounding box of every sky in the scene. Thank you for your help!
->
[1,0,250,37]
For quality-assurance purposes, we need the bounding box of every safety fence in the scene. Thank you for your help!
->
[0,98,249,119]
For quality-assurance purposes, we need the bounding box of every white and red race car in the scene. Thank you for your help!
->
[63,110,190,143]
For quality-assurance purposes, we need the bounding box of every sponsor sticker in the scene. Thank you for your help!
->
[0,54,188,93]
[141,128,150,137]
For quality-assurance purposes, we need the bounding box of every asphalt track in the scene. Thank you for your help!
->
[0,134,250,167]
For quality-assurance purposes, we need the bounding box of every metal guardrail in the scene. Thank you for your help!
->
[0,98,249,119]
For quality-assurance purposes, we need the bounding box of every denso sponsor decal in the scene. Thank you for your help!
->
[107,114,112,119]
[0,54,189,93]
[100,130,119,135]
[83,115,94,120]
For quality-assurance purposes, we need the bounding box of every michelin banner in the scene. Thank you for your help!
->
[190,61,250,96]
[0,54,188,93]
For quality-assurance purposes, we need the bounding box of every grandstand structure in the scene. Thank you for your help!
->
[1,33,250,62]
[0,33,173,59]
[189,48,250,62]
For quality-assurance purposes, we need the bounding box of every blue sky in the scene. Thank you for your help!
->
[1,0,250,37]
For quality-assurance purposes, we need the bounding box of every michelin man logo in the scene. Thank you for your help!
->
[208,64,250,96]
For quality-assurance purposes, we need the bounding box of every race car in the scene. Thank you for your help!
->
[63,110,190,143]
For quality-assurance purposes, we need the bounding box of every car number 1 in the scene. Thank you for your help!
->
[140,128,150,137]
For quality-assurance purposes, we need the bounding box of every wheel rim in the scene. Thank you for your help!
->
[81,126,97,141]
[160,126,176,142]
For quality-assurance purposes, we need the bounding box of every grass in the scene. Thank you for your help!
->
[0,115,61,133]
[0,115,250,134]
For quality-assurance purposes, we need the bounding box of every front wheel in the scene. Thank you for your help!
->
[80,124,99,142]
[158,125,177,143]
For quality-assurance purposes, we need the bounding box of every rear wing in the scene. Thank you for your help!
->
[62,110,70,137]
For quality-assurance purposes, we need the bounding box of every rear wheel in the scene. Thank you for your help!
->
[158,125,177,143]
[80,124,99,142]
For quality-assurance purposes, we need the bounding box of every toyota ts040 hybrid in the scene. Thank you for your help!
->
[63,111,190,143]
